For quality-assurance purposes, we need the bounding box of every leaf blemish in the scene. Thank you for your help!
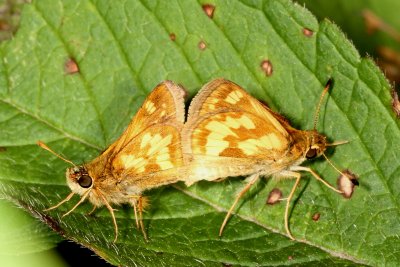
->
[202,4,215,18]
[302,28,314,37]
[266,188,282,205]
[169,33,176,41]
[0,147,6,152]
[260,60,273,76]
[312,212,320,221]
[337,169,359,199]
[65,58,79,74]
[198,40,207,51]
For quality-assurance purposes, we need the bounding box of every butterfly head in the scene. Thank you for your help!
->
[304,130,327,160]
[66,166,93,194]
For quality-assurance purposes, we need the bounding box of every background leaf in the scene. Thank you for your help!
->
[0,199,66,267]
[0,0,398,266]
[298,0,400,57]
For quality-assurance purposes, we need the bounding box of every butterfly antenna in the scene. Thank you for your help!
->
[313,78,333,130]
[37,141,76,167]
[326,140,349,147]
[322,152,349,181]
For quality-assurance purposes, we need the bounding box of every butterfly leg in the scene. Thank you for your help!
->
[132,201,140,229]
[87,205,97,216]
[62,189,91,217]
[43,192,75,212]
[96,190,119,243]
[219,173,260,237]
[282,171,302,240]
[131,196,148,241]
[138,196,148,241]
[291,166,343,194]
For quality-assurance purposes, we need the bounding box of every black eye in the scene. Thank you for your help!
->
[306,148,317,159]
[78,175,92,188]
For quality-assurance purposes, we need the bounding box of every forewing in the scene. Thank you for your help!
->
[187,78,287,137]
[184,111,289,160]
[112,125,184,188]
[87,81,186,189]
[106,81,186,157]
[183,79,291,184]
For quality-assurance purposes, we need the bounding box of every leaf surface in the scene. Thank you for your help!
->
[0,0,397,266]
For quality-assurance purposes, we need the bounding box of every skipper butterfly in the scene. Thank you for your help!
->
[39,81,186,242]
[182,78,348,240]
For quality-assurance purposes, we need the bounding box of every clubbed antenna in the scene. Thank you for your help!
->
[37,141,76,167]
[313,78,333,130]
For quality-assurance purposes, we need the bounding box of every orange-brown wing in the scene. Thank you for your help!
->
[184,111,289,160]
[187,78,288,136]
[112,124,184,189]
[184,78,290,158]
[88,81,186,190]
[106,81,186,157]
[183,79,291,184]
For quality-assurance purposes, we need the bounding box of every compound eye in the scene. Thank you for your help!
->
[78,175,92,188]
[306,148,317,159]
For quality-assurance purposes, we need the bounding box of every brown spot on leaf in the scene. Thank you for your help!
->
[312,212,320,221]
[260,60,273,76]
[202,4,215,18]
[337,169,359,199]
[198,40,207,51]
[266,188,282,205]
[169,33,176,41]
[0,147,6,152]
[64,58,79,74]
[302,28,314,37]
[288,256,293,260]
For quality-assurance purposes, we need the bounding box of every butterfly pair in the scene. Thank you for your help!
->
[40,78,347,242]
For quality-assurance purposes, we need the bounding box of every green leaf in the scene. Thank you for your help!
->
[0,0,397,266]
[297,0,400,57]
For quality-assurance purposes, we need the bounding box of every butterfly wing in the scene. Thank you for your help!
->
[183,79,291,184]
[109,81,185,156]
[187,78,289,135]
[89,81,186,192]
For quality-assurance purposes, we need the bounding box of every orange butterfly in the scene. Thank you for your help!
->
[40,81,186,242]
[182,78,351,240]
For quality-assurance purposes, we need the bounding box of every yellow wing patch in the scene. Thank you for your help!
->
[113,126,181,175]
[237,133,282,155]
[189,111,290,159]
[144,101,156,114]
[120,133,175,172]
[224,89,244,104]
